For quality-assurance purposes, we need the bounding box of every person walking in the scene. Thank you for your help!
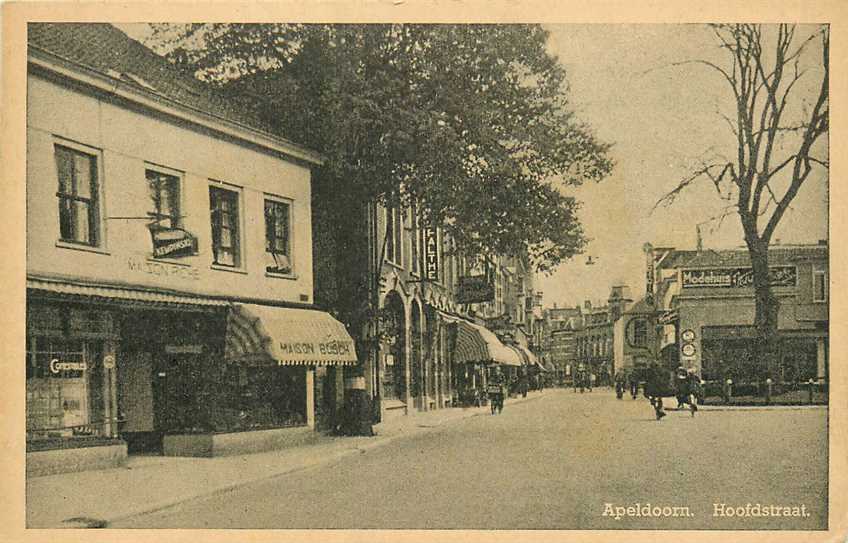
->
[627,370,639,399]
[645,363,668,420]
[488,367,506,415]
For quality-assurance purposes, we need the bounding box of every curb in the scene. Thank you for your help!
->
[696,404,827,412]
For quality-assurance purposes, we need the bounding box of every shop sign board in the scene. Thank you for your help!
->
[456,275,494,304]
[149,226,199,259]
[681,266,796,289]
[644,243,655,305]
[164,344,204,354]
[50,358,87,373]
[423,227,439,281]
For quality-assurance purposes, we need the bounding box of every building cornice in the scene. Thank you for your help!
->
[28,47,325,167]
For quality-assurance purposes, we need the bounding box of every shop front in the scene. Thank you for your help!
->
[26,282,357,473]
[447,317,522,406]
[158,303,357,457]
[25,279,230,476]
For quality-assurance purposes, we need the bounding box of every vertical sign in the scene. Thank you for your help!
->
[644,242,654,305]
[424,226,439,281]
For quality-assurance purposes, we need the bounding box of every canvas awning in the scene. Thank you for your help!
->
[451,319,522,366]
[226,303,358,366]
[27,275,229,309]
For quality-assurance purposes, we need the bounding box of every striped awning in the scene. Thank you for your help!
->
[27,276,229,308]
[510,344,542,368]
[226,303,358,366]
[451,320,522,367]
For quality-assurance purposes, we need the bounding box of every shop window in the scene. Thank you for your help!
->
[26,337,105,440]
[55,144,100,246]
[813,270,827,302]
[264,198,292,274]
[208,363,307,432]
[146,167,182,229]
[209,185,241,267]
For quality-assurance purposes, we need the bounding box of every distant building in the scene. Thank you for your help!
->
[647,242,828,384]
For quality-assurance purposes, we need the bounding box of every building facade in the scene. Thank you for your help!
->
[26,24,356,473]
[647,243,829,387]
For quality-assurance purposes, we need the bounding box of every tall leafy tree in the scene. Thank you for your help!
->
[148,23,612,271]
[147,24,613,373]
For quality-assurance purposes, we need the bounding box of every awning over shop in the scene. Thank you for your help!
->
[510,344,544,370]
[27,275,229,309]
[226,303,358,366]
[451,320,522,366]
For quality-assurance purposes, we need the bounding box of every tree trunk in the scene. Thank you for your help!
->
[749,240,780,380]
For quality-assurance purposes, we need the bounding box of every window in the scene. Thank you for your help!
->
[209,185,241,267]
[628,318,648,348]
[146,168,181,229]
[55,144,100,246]
[265,198,292,274]
[409,205,420,275]
[384,206,403,266]
[813,270,827,302]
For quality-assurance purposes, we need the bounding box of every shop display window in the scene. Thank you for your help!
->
[200,363,307,433]
[26,337,105,441]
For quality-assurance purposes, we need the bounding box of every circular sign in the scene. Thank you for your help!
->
[681,329,696,342]
[103,354,116,369]
[681,343,696,357]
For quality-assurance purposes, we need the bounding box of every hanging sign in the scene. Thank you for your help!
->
[149,225,199,259]
[423,227,439,281]
[457,275,495,304]
[644,243,655,305]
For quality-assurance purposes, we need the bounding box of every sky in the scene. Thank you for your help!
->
[537,24,828,308]
[118,23,829,309]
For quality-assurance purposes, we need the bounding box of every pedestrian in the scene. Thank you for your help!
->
[615,371,626,399]
[644,364,668,420]
[488,367,506,414]
[627,370,639,399]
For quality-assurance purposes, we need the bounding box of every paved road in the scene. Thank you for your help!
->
[114,389,828,529]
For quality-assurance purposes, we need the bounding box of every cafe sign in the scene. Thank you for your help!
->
[681,266,796,289]
[423,227,439,281]
[149,226,199,259]
[456,275,495,304]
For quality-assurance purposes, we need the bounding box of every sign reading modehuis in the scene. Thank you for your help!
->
[681,266,796,288]
[149,226,199,259]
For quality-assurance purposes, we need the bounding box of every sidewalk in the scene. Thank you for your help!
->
[26,391,547,528]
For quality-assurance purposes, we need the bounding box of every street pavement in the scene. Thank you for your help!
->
[112,388,828,530]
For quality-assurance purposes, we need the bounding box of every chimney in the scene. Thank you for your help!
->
[553,302,557,309]
[584,300,592,309]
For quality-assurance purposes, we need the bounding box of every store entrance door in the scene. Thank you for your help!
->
[118,351,160,454]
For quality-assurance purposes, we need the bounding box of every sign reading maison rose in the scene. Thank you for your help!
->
[681,266,797,289]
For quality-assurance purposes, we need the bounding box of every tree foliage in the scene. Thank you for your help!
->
[148,23,613,273]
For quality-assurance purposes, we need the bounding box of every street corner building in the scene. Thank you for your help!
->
[24,23,358,477]
[612,243,828,404]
